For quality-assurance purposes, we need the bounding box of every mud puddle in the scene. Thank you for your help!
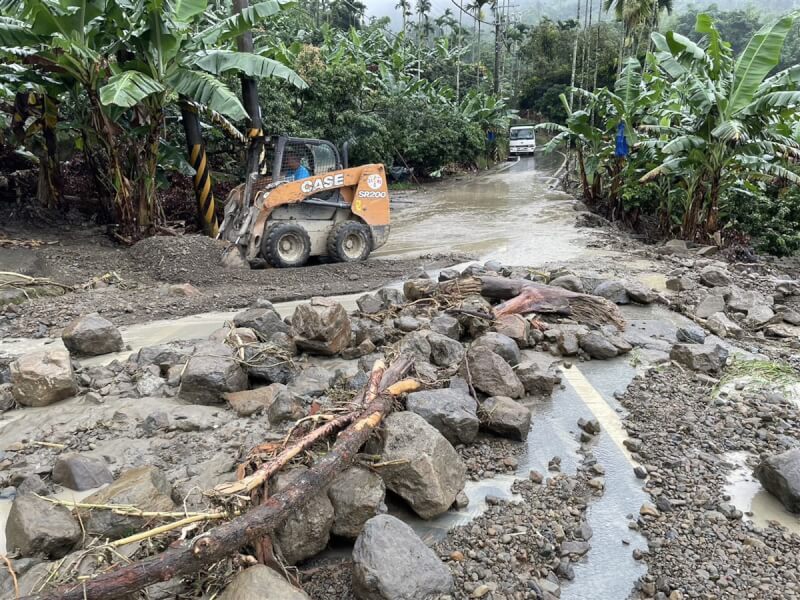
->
[375,155,596,265]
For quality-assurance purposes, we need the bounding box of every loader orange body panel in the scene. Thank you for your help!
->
[246,163,390,261]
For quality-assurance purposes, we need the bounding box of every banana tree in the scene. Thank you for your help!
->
[641,12,800,240]
[0,0,305,238]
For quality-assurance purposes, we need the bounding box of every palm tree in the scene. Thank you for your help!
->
[604,0,673,69]
[395,0,412,32]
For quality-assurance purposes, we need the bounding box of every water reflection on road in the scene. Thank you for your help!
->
[377,155,594,264]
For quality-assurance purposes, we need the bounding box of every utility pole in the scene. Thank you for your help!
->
[493,0,500,94]
[456,0,463,101]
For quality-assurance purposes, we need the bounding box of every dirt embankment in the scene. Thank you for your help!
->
[0,229,469,338]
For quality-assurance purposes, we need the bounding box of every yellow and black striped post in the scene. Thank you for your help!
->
[180,101,218,237]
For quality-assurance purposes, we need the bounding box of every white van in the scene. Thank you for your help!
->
[509,125,536,154]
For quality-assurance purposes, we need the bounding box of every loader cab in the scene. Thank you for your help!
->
[259,136,343,181]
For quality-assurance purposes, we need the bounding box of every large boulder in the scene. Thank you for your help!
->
[328,467,386,539]
[755,449,800,513]
[669,343,728,374]
[516,361,560,397]
[61,313,124,356]
[493,314,530,348]
[465,347,524,399]
[271,467,334,564]
[706,313,743,339]
[376,412,466,519]
[472,332,521,366]
[244,341,297,384]
[289,366,337,397]
[292,298,351,356]
[745,304,775,328]
[403,279,437,301]
[218,565,311,600]
[232,307,291,339]
[550,274,584,293]
[427,332,465,368]
[578,331,619,359]
[352,515,453,600]
[695,295,726,319]
[625,281,658,304]
[430,314,461,340]
[83,466,175,539]
[10,349,77,407]
[52,453,113,491]
[406,388,479,445]
[5,495,81,558]
[592,280,629,304]
[700,266,732,287]
[135,342,194,373]
[223,384,283,417]
[479,396,532,441]
[178,342,247,405]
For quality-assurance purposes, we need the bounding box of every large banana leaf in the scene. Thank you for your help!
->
[99,70,165,107]
[711,119,748,143]
[190,50,307,89]
[695,12,728,78]
[199,0,294,44]
[729,14,795,117]
[615,57,641,109]
[745,91,800,113]
[662,134,706,155]
[0,16,42,47]
[168,0,207,22]
[166,68,248,121]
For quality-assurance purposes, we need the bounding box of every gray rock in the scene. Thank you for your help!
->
[52,453,113,491]
[427,332,465,368]
[352,515,453,600]
[592,281,629,304]
[244,342,297,384]
[403,279,437,301]
[218,565,311,600]
[727,288,767,313]
[466,347,524,399]
[376,412,466,519]
[328,467,386,539]
[0,557,42,598]
[516,362,559,397]
[223,385,283,417]
[550,275,584,293]
[700,266,732,287]
[136,373,166,397]
[676,325,706,345]
[292,298,351,356]
[578,332,619,359]
[406,388,479,445]
[430,314,461,340]
[10,349,77,407]
[232,307,291,339]
[706,312,743,339]
[666,276,696,292]
[746,304,775,327]
[271,467,334,564]
[398,331,432,362]
[669,343,728,373]
[480,396,532,441]
[267,390,305,425]
[17,475,48,496]
[493,315,530,348]
[84,466,175,539]
[695,295,726,319]
[396,316,420,332]
[61,313,124,356]
[437,269,460,282]
[782,309,800,326]
[357,293,385,315]
[289,366,336,397]
[179,342,247,404]
[135,342,193,373]
[625,282,658,304]
[456,295,493,338]
[472,332,521,366]
[376,287,405,308]
[755,449,800,513]
[5,495,80,558]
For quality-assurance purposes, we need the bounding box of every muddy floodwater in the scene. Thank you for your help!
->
[377,154,596,264]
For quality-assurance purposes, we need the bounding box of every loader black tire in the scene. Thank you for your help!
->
[327,221,372,263]
[262,222,312,268]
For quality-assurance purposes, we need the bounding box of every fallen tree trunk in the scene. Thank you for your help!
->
[21,356,413,600]
[440,276,625,329]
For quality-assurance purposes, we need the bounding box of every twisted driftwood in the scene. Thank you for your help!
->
[21,356,413,600]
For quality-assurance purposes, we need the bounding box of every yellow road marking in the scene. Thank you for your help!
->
[558,365,637,466]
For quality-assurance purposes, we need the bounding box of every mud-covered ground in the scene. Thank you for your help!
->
[0,225,468,338]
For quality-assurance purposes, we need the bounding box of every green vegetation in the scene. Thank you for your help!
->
[539,12,800,253]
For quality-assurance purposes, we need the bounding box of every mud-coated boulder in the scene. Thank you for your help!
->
[430,314,461,340]
[695,294,726,319]
[5,495,81,558]
[403,279,437,301]
[398,331,432,362]
[10,349,77,407]
[328,467,386,539]
[516,361,560,397]
[52,453,113,491]
[83,466,175,539]
[706,313,743,339]
[625,281,658,304]
[178,342,247,404]
[406,388,479,445]
[292,297,351,355]
[232,307,291,339]
[700,266,732,287]
[480,396,532,441]
[271,467,334,564]
[550,275,584,293]
[427,332,465,368]
[61,313,124,356]
[593,280,629,304]
[755,449,800,513]
[218,565,311,600]
[376,412,466,519]
[352,515,453,600]
[465,347,524,399]
[472,332,521,366]
[223,384,283,417]
[493,314,530,348]
[135,341,194,373]
[669,343,728,373]
[578,331,619,359]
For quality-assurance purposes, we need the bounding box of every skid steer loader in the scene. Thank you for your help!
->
[219,136,390,268]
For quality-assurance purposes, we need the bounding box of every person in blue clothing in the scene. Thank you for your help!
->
[285,155,310,181]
